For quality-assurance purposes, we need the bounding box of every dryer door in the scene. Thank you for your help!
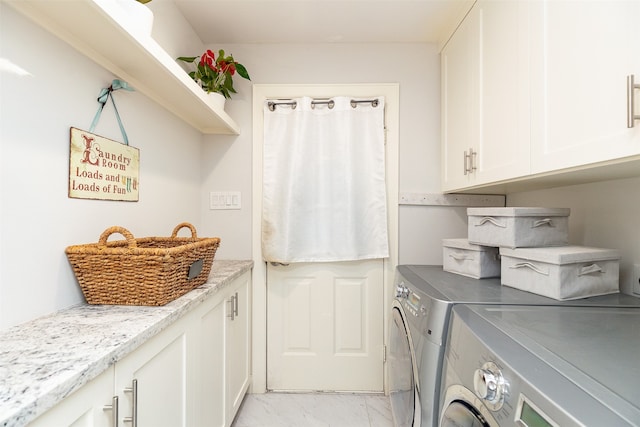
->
[389,304,418,427]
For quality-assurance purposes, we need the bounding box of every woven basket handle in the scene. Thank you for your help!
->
[171,222,198,238]
[98,226,137,248]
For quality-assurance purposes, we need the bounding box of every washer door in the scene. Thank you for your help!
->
[440,401,490,427]
[389,304,419,427]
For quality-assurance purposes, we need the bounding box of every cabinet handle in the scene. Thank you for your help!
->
[103,396,119,427]
[627,74,640,128]
[123,379,138,427]
[470,148,477,173]
[463,150,469,175]
[234,291,239,317]
[228,295,236,320]
[464,148,477,175]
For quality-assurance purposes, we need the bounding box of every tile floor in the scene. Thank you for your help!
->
[231,392,394,427]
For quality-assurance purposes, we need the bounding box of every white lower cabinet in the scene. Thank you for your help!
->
[30,271,251,427]
[30,367,115,427]
[114,318,193,427]
[226,273,251,422]
[197,271,251,427]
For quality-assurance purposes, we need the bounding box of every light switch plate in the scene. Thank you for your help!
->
[210,191,241,210]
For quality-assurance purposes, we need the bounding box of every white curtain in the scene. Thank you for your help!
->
[262,96,389,263]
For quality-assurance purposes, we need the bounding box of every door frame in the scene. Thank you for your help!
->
[251,83,400,394]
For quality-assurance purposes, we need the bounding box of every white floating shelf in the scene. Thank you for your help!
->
[6,0,240,135]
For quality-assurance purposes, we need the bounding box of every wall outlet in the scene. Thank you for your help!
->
[633,263,640,295]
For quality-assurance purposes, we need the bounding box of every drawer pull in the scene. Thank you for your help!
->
[103,396,119,427]
[234,291,239,317]
[228,295,236,320]
[123,379,138,427]
[627,74,640,128]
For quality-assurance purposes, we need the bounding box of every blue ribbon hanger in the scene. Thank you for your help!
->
[90,79,134,145]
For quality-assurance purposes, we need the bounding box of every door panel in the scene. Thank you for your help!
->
[267,259,384,391]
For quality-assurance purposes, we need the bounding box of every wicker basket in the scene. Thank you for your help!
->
[65,223,220,306]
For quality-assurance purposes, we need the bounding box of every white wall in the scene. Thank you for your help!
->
[199,43,468,263]
[507,177,640,295]
[0,4,204,330]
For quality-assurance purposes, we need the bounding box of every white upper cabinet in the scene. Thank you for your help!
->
[442,0,531,192]
[5,0,240,134]
[530,0,640,173]
[441,3,479,191]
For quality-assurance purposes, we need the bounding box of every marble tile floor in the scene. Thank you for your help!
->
[231,392,395,427]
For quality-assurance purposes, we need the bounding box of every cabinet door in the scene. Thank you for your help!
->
[198,271,252,427]
[441,3,480,191]
[198,293,226,427]
[226,273,251,424]
[441,0,530,192]
[475,0,530,184]
[29,367,115,427]
[530,0,640,173]
[115,321,191,427]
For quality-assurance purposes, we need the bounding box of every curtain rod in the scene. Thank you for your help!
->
[267,98,379,111]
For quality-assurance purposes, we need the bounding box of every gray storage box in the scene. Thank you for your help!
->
[468,207,570,248]
[443,238,501,279]
[500,246,620,300]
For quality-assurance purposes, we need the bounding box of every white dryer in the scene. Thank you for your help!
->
[389,265,640,427]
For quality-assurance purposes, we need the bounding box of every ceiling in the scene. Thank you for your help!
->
[172,0,471,45]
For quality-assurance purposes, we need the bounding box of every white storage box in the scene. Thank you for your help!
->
[468,207,570,248]
[500,246,620,300]
[443,238,501,279]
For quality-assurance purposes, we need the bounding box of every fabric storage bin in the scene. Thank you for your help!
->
[443,238,501,279]
[467,207,570,248]
[500,246,620,300]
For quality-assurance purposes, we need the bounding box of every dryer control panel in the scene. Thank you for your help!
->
[396,281,426,318]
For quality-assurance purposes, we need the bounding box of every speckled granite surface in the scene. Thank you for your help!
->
[0,259,253,427]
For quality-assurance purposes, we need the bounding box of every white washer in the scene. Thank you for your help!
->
[389,265,640,427]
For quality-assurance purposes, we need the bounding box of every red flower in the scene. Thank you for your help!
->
[218,61,236,75]
[199,49,216,71]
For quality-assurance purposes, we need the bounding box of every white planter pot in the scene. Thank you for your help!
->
[208,92,226,111]
[117,0,154,36]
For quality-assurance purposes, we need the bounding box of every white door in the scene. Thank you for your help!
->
[267,259,384,391]
[252,84,399,394]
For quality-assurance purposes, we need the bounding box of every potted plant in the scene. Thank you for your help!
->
[177,49,251,101]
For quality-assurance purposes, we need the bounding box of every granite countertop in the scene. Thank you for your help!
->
[0,259,253,427]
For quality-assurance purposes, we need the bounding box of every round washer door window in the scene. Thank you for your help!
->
[440,401,490,427]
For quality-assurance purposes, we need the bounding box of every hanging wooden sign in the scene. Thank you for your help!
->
[69,127,140,201]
